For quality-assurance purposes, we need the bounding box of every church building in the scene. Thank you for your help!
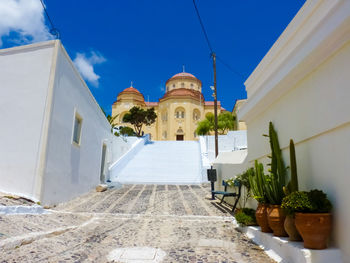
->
[112,71,225,140]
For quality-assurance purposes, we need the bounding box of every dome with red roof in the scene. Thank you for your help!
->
[166,71,202,86]
[120,86,142,94]
[160,88,204,102]
[116,85,145,103]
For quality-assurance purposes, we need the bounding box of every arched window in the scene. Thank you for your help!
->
[193,109,200,121]
[119,112,128,123]
[161,111,168,122]
[177,128,184,134]
[190,83,194,89]
[175,107,185,119]
[181,83,185,88]
[172,84,176,88]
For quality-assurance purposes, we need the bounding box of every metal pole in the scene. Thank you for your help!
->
[212,52,219,157]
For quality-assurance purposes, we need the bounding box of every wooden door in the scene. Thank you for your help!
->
[176,135,184,141]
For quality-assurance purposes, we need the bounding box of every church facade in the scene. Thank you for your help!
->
[112,71,225,141]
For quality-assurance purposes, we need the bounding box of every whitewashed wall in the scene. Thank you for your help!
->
[0,42,55,201]
[238,0,350,259]
[0,40,134,205]
[41,43,121,205]
[202,131,247,164]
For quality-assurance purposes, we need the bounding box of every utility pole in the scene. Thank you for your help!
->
[212,52,219,157]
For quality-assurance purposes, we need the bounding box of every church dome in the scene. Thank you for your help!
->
[170,72,197,79]
[166,71,202,86]
[160,88,204,102]
[117,85,145,103]
[120,86,142,95]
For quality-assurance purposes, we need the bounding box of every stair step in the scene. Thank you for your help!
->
[113,141,201,184]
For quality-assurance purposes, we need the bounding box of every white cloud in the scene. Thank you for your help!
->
[0,0,52,46]
[74,51,106,87]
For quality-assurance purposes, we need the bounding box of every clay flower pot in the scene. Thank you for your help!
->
[284,215,302,241]
[267,205,288,237]
[295,213,332,249]
[255,203,272,233]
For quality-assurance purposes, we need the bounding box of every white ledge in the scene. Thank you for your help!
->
[237,225,343,263]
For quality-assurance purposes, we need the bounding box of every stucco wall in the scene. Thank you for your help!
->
[238,0,350,258]
[0,42,55,200]
[40,43,115,205]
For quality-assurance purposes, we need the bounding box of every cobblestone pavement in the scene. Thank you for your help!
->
[0,184,275,263]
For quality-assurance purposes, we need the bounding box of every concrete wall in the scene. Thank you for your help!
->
[238,0,350,259]
[109,135,149,181]
[0,42,55,201]
[203,131,247,164]
[40,42,116,205]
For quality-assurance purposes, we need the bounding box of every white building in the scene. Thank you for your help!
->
[237,0,350,259]
[0,40,134,205]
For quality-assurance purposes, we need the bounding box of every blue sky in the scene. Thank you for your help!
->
[0,0,305,114]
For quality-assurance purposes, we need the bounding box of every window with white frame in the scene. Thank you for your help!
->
[72,112,82,145]
[175,108,185,119]
[193,109,200,121]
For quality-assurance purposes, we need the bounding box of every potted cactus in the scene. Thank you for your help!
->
[282,190,332,249]
[263,122,288,237]
[282,139,302,241]
[248,161,272,233]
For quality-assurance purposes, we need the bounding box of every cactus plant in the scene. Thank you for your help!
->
[264,122,287,205]
[248,160,268,204]
[284,139,299,195]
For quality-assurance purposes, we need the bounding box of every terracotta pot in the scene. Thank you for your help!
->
[295,213,332,249]
[255,203,272,233]
[267,205,288,237]
[284,215,302,241]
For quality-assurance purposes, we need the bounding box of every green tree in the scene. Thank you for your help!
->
[100,106,119,133]
[122,106,157,137]
[195,112,236,136]
[218,112,235,134]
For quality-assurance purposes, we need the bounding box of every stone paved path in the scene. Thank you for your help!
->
[0,184,275,263]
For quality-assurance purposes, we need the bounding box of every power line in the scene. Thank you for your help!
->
[217,55,245,79]
[192,0,245,80]
[192,0,213,54]
[39,0,60,39]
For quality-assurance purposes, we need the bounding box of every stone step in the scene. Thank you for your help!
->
[114,141,201,184]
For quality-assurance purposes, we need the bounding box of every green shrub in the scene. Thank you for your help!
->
[119,126,136,136]
[235,208,257,226]
[281,190,332,215]
[307,189,332,213]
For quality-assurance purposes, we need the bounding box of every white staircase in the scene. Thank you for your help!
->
[112,141,202,184]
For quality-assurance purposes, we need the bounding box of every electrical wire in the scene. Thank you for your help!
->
[192,0,213,54]
[192,0,245,80]
[217,55,245,79]
[39,0,60,39]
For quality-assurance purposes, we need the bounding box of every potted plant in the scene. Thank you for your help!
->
[228,169,251,209]
[282,139,302,241]
[282,190,332,249]
[263,122,288,237]
[248,161,272,233]
[234,208,257,226]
